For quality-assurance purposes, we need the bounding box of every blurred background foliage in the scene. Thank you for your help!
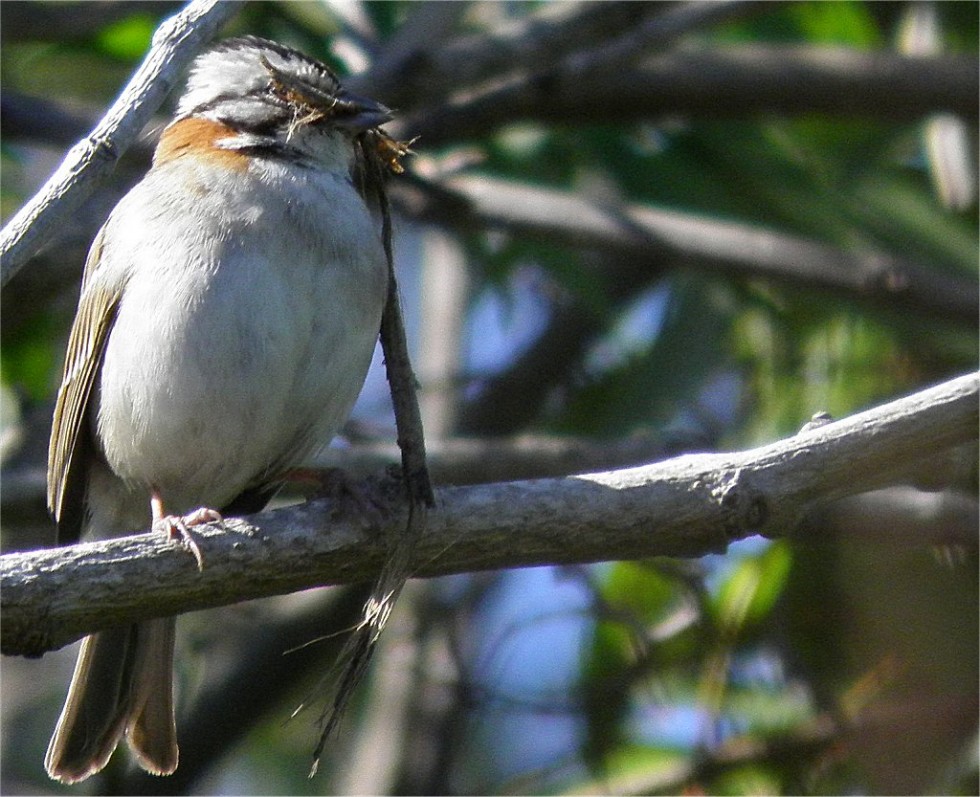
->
[1,1,977,795]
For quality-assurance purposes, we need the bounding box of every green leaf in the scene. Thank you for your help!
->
[712,542,792,634]
[710,763,783,796]
[96,14,156,60]
[564,744,693,795]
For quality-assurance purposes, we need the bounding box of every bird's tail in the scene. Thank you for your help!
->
[45,617,178,783]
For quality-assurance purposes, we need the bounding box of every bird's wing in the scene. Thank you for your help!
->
[47,226,123,543]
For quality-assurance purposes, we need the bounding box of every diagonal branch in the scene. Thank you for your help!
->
[0,0,241,286]
[359,1,754,109]
[3,371,976,659]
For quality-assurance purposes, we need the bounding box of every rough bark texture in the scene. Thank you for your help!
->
[3,371,976,658]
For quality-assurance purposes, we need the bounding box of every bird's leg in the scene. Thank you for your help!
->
[150,490,219,571]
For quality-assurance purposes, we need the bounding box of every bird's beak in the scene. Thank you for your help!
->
[332,91,393,133]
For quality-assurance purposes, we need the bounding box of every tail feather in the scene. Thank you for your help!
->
[127,618,179,776]
[45,619,177,783]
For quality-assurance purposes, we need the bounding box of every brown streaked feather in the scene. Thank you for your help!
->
[47,226,123,543]
[44,625,140,783]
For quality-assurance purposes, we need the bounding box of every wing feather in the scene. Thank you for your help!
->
[47,227,123,543]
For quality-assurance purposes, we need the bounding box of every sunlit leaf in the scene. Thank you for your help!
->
[96,14,155,60]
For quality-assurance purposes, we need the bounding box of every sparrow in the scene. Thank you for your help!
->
[44,35,391,783]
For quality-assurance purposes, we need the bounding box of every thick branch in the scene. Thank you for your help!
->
[3,371,976,658]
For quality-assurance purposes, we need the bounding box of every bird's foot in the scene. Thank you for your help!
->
[151,492,220,571]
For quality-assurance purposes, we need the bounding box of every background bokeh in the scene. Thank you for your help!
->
[2,2,977,794]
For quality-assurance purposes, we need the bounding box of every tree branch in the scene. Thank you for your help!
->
[0,431,704,515]
[0,0,241,286]
[399,174,979,324]
[359,1,754,110]
[3,371,976,659]
[795,486,978,547]
[398,46,978,146]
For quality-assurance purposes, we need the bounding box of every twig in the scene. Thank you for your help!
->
[352,2,468,102]
[303,136,435,775]
[4,371,976,658]
[571,690,974,795]
[356,1,674,107]
[375,0,754,113]
[0,0,241,286]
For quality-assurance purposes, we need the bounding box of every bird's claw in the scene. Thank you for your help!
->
[153,508,222,571]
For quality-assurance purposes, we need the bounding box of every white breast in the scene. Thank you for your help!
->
[92,154,387,513]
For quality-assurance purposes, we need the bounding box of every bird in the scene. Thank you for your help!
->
[44,35,392,783]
